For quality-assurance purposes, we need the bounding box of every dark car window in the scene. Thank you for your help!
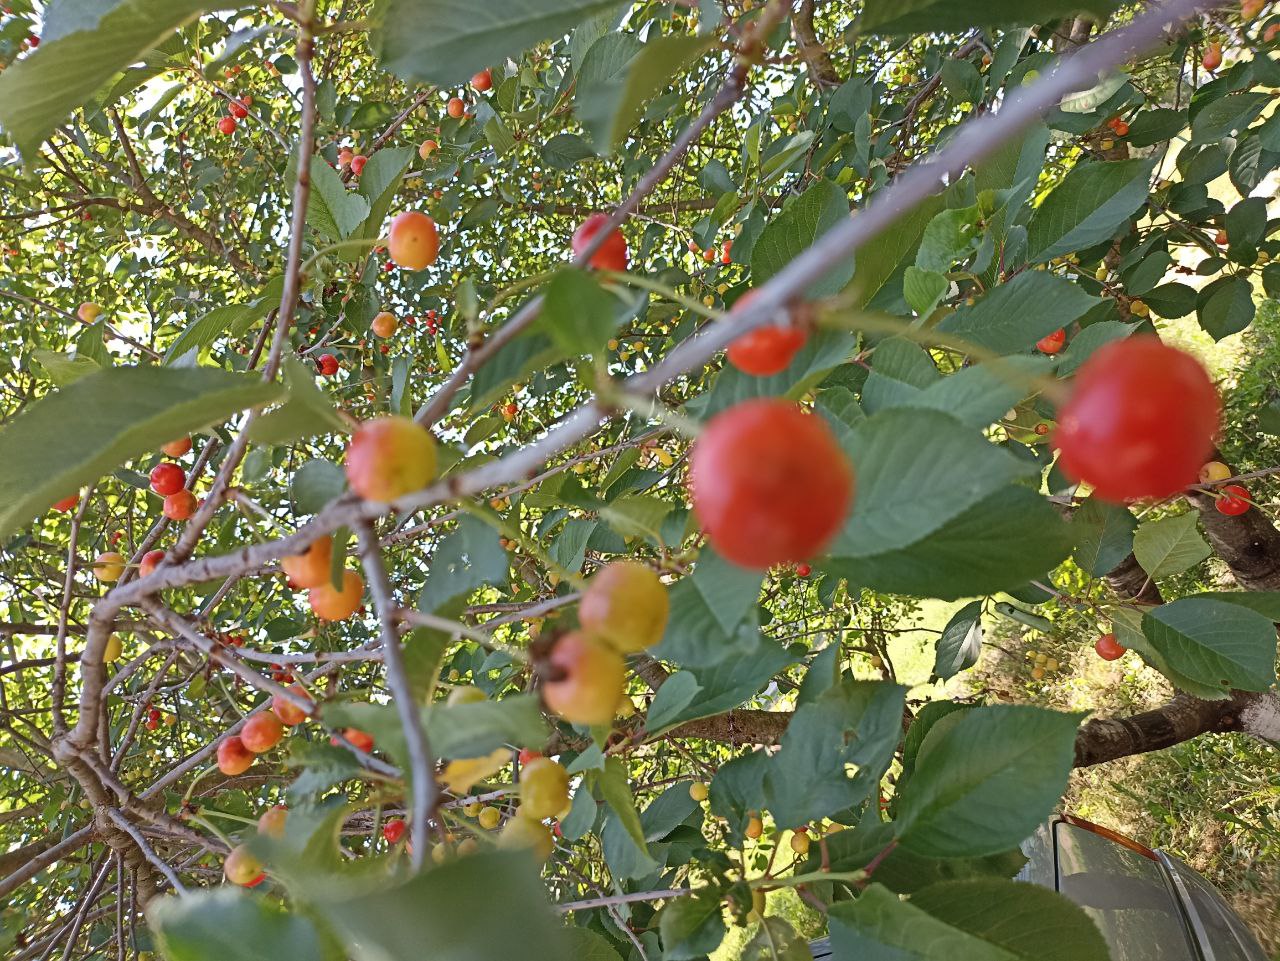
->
[1054,822,1199,961]
[1162,855,1268,961]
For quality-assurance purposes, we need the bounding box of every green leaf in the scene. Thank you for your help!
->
[901,702,975,785]
[698,329,856,416]
[1190,92,1270,146]
[0,366,282,540]
[916,205,983,273]
[1110,607,1227,702]
[562,929,625,961]
[349,147,415,259]
[290,459,346,515]
[311,851,567,961]
[896,705,1082,857]
[542,133,595,170]
[164,277,284,363]
[1070,497,1137,576]
[418,516,510,613]
[1194,591,1280,621]
[1025,159,1156,263]
[653,549,763,668]
[1125,107,1187,148]
[31,349,101,386]
[307,156,371,241]
[904,266,949,316]
[538,269,618,355]
[933,601,983,680]
[1141,282,1198,320]
[710,751,769,838]
[895,357,1051,429]
[829,880,1109,961]
[425,694,548,759]
[1198,275,1256,341]
[858,0,1120,34]
[377,0,626,86]
[937,272,1099,355]
[742,918,810,961]
[1142,598,1278,694]
[248,356,347,446]
[1054,320,1133,376]
[0,0,221,161]
[150,888,341,961]
[1132,511,1211,579]
[578,33,714,152]
[659,890,726,961]
[751,180,854,297]
[599,494,672,541]
[596,757,648,851]
[652,641,795,732]
[763,680,907,828]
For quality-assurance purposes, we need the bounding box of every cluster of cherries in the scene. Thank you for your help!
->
[216,96,251,136]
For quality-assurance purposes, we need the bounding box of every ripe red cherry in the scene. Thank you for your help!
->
[163,490,198,521]
[447,97,466,119]
[383,819,407,844]
[217,735,254,776]
[471,69,493,91]
[139,549,165,578]
[333,727,374,753]
[1094,633,1125,661]
[796,563,811,578]
[518,748,543,766]
[150,462,186,495]
[689,399,855,570]
[351,154,367,175]
[217,116,237,135]
[1215,484,1252,516]
[1052,338,1219,503]
[28,35,39,48]
[52,494,79,512]
[318,354,340,376]
[571,213,629,271]
[726,293,808,376]
[230,100,249,119]
[1036,329,1066,355]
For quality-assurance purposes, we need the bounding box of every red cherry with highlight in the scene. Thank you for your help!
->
[689,399,854,570]
[150,462,186,496]
[726,292,808,377]
[318,354,340,376]
[217,116,237,135]
[1094,633,1125,661]
[230,100,248,119]
[351,155,367,175]
[1215,484,1252,516]
[1052,338,1219,503]
[572,213,628,271]
[1036,329,1066,355]
[383,819,407,844]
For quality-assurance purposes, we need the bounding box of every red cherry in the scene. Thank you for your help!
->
[571,213,629,271]
[230,100,249,119]
[333,727,374,753]
[689,400,855,570]
[726,294,808,377]
[1052,338,1219,503]
[796,563,811,578]
[163,490,198,521]
[139,549,165,578]
[52,494,79,512]
[471,69,493,92]
[447,96,466,119]
[150,462,186,496]
[318,354,340,376]
[217,116,238,135]
[1094,633,1125,661]
[1036,329,1066,355]
[351,155,367,175]
[28,35,39,48]
[1215,484,1252,516]
[383,819,407,844]
[518,748,543,766]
